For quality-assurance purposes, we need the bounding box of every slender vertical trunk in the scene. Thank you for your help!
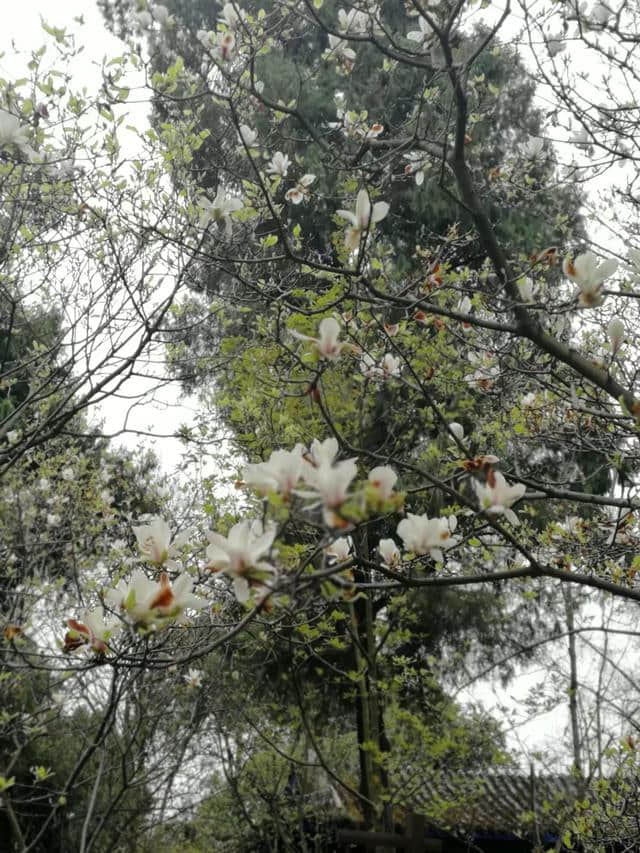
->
[351,530,392,838]
[594,599,609,780]
[350,592,375,829]
[562,586,584,791]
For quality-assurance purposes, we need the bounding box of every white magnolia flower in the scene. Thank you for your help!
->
[338,7,369,33]
[448,422,464,442]
[298,439,359,523]
[458,295,472,314]
[591,2,612,24]
[404,151,427,186]
[106,570,205,626]
[326,536,352,562]
[407,16,430,43]
[378,538,401,568]
[238,124,258,147]
[285,173,315,204]
[561,516,583,537]
[360,352,401,379]
[518,277,536,302]
[198,190,243,239]
[365,123,384,139]
[381,353,401,377]
[64,607,120,654]
[547,33,566,57]
[301,458,359,510]
[244,445,304,495]
[474,471,526,526]
[465,351,499,389]
[216,31,236,61]
[360,352,378,378]
[151,4,173,25]
[266,151,291,177]
[522,137,545,159]
[628,248,640,277]
[368,466,397,500]
[183,668,203,688]
[221,1,243,28]
[197,28,215,47]
[607,317,624,353]
[299,438,359,524]
[206,520,276,601]
[397,513,460,562]
[325,35,357,66]
[292,316,346,361]
[48,157,79,181]
[0,110,32,154]
[305,437,340,468]
[61,467,74,481]
[571,128,590,146]
[562,251,618,307]
[132,517,190,566]
[153,572,206,622]
[134,10,153,29]
[337,189,389,252]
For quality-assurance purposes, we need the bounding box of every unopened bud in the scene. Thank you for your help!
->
[607,317,624,353]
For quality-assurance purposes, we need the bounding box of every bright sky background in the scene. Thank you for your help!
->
[1,1,199,472]
[3,0,634,776]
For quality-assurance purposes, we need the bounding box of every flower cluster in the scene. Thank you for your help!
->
[61,439,531,645]
[64,519,206,653]
[360,352,401,379]
[397,513,460,562]
[242,437,399,529]
[106,569,205,627]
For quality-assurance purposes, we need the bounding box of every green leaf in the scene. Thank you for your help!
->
[0,776,15,792]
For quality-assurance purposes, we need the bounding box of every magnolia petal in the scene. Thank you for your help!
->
[234,576,251,602]
[505,508,520,526]
[336,209,358,226]
[355,189,371,228]
[598,258,618,279]
[371,201,389,223]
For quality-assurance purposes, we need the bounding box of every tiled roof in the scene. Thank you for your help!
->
[398,771,580,837]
